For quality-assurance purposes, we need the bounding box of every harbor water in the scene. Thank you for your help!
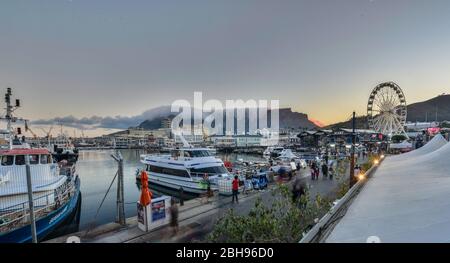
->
[76,149,266,231]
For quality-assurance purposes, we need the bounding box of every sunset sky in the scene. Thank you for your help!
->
[1,0,450,136]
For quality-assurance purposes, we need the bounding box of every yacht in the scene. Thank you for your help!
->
[263,146,285,158]
[139,148,231,194]
[276,149,307,169]
[0,88,81,243]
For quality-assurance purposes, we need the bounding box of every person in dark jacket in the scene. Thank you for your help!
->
[311,162,317,180]
[321,163,328,180]
[169,199,179,236]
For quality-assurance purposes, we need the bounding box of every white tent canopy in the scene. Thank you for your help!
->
[381,134,448,171]
[277,149,298,160]
[387,134,447,162]
[326,135,450,243]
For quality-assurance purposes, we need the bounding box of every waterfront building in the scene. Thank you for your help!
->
[103,128,173,149]
[211,135,236,148]
[234,134,263,147]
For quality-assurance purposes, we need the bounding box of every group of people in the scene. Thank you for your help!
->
[310,161,334,180]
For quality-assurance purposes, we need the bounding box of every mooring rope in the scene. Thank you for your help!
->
[83,170,119,236]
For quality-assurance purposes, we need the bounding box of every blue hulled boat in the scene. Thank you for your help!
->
[0,88,82,243]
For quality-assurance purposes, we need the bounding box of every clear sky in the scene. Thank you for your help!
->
[1,0,450,136]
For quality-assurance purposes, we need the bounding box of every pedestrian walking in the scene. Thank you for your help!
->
[313,163,319,180]
[169,199,179,236]
[329,166,334,180]
[311,162,317,180]
[232,175,240,204]
[321,162,328,180]
[292,182,300,203]
[292,178,307,204]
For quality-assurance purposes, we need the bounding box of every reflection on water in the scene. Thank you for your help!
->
[76,149,266,231]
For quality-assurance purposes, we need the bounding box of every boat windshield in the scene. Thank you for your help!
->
[15,155,26,165]
[191,165,228,175]
[1,155,13,166]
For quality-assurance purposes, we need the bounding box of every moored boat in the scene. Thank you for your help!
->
[138,148,232,194]
[0,88,81,243]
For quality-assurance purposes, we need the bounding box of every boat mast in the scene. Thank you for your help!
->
[2,88,25,149]
[5,88,13,148]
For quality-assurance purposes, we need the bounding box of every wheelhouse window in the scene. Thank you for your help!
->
[40,155,50,164]
[15,155,25,165]
[29,155,39,165]
[1,155,14,166]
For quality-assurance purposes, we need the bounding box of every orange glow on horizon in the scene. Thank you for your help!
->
[309,118,326,127]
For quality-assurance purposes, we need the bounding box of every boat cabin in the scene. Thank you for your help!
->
[170,148,213,158]
[0,149,53,166]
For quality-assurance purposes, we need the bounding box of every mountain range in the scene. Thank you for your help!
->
[137,107,318,131]
[138,94,450,132]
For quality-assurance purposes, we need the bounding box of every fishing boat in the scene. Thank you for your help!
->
[139,147,232,194]
[0,88,81,243]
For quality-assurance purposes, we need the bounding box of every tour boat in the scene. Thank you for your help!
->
[139,148,231,194]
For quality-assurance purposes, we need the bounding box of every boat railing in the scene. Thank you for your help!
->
[59,164,76,177]
[0,179,75,233]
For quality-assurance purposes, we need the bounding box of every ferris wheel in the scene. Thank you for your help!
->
[367,82,407,136]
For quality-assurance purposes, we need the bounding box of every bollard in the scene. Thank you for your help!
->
[179,187,184,206]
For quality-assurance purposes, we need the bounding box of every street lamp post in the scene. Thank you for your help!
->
[350,111,356,188]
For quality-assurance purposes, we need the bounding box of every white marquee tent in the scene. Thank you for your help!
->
[326,134,450,243]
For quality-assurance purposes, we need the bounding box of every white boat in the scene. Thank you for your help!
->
[277,149,298,160]
[139,148,232,194]
[264,146,285,158]
[276,149,308,169]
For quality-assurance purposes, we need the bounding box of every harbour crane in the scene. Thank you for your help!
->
[24,121,41,146]
[40,125,54,147]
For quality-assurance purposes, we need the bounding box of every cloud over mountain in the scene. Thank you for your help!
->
[31,106,319,132]
[32,106,173,130]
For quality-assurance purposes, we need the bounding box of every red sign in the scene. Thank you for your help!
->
[427,127,441,135]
